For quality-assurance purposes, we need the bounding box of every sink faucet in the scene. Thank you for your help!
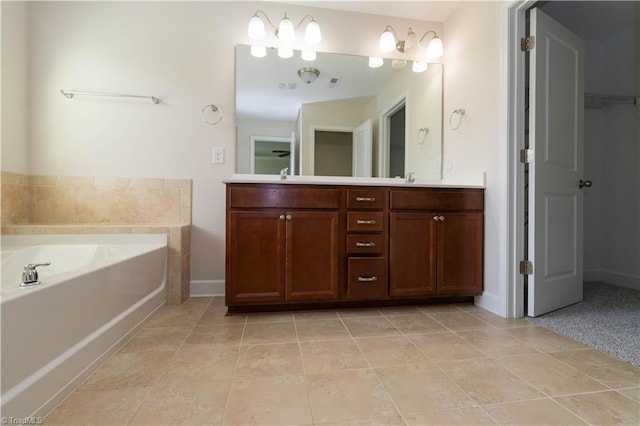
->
[280,167,289,180]
[20,263,51,287]
[405,172,416,183]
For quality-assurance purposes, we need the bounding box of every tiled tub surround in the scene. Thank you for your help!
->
[1,171,192,304]
[43,298,640,425]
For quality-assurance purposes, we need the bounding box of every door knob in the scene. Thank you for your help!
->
[578,179,592,189]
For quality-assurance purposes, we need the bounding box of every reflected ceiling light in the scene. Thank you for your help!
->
[250,45,267,58]
[379,25,443,59]
[278,47,293,59]
[297,67,320,84]
[301,50,317,61]
[368,57,384,68]
[412,60,428,73]
[248,10,321,58]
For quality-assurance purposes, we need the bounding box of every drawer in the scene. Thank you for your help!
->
[348,257,387,300]
[390,188,484,211]
[347,212,384,232]
[228,184,341,209]
[347,234,384,254]
[347,188,386,210]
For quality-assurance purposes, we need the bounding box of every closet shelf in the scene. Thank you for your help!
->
[585,92,638,110]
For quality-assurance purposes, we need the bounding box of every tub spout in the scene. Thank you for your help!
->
[20,262,51,287]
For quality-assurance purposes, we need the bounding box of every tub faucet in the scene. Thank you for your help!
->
[405,172,416,184]
[280,167,289,180]
[20,263,51,287]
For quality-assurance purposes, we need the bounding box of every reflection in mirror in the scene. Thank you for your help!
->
[235,44,443,179]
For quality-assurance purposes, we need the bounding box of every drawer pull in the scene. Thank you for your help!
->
[356,196,376,202]
[357,276,378,282]
[355,242,376,247]
[356,219,377,225]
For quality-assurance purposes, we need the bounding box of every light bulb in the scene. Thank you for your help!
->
[278,15,295,41]
[426,36,444,59]
[248,15,265,40]
[368,57,384,68]
[304,20,321,44]
[379,29,396,53]
[412,60,428,73]
[278,47,293,58]
[301,50,316,61]
[404,28,419,54]
[250,45,267,58]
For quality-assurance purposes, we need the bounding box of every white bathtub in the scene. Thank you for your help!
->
[0,234,167,419]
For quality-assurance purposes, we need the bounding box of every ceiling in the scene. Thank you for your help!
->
[289,1,460,22]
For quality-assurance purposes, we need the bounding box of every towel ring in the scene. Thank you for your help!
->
[449,108,466,130]
[201,104,223,125]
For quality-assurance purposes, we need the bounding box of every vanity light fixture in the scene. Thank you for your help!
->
[248,10,321,60]
[379,25,443,59]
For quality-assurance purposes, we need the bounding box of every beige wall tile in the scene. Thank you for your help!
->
[94,176,130,186]
[145,188,181,224]
[1,183,31,225]
[110,187,146,223]
[130,177,164,188]
[29,175,58,186]
[164,178,191,190]
[59,175,94,186]
[74,186,112,223]
[181,225,190,254]
[33,185,76,223]
[1,171,28,185]
[180,207,191,224]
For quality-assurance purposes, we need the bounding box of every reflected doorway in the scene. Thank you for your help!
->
[314,130,352,176]
[251,136,293,175]
[389,105,406,178]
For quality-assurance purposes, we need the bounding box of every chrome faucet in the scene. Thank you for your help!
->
[405,172,416,183]
[20,263,51,287]
[280,167,289,180]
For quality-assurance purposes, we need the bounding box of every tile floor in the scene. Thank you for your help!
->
[45,298,640,425]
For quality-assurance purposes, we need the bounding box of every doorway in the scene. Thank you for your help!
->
[314,130,352,176]
[251,137,293,175]
[379,97,407,178]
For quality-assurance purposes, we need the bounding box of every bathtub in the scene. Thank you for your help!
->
[0,234,167,419]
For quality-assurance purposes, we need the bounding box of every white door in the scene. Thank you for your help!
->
[352,119,372,177]
[289,131,296,175]
[528,8,585,316]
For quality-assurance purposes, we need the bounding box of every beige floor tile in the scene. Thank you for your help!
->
[315,414,405,425]
[500,353,608,396]
[483,398,588,425]
[119,326,190,353]
[206,296,226,310]
[337,308,383,318]
[555,390,640,425]
[469,310,536,328]
[385,313,447,334]
[342,316,399,338]
[505,326,588,353]
[159,345,239,384]
[403,407,496,425]
[375,363,474,413]
[234,343,304,378]
[377,305,425,315]
[356,335,429,368]
[306,369,398,424]
[455,303,489,313]
[408,332,485,362]
[438,358,543,404]
[457,328,540,358]
[294,310,339,321]
[79,351,174,391]
[45,387,147,425]
[129,380,229,425]
[299,339,369,373]
[427,311,492,331]
[241,322,297,345]
[619,387,640,403]
[550,349,640,389]
[418,304,466,313]
[144,303,207,328]
[245,311,294,323]
[295,318,350,341]
[183,324,244,348]
[223,375,312,425]
[197,309,247,326]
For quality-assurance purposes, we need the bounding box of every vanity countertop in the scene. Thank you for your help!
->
[223,173,485,189]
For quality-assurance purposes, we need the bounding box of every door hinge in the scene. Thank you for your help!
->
[520,149,534,164]
[519,260,533,275]
[521,36,535,52]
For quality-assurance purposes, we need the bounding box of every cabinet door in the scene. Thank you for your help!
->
[286,211,340,301]
[389,212,437,297]
[437,212,484,295]
[227,211,285,304]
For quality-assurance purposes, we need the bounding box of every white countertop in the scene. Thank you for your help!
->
[223,173,485,189]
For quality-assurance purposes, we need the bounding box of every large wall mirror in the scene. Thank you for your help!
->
[235,44,443,179]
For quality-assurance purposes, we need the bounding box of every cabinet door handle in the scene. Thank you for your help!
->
[355,242,376,247]
[356,196,376,202]
[433,216,440,221]
[357,276,378,282]
[439,216,445,221]
[280,215,286,221]
[356,219,376,225]
[286,214,292,221]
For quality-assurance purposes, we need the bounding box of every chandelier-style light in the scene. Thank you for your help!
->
[248,10,321,60]
[373,25,443,73]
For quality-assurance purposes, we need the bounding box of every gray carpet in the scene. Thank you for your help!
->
[527,281,640,368]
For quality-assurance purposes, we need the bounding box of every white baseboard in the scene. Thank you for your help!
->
[190,280,225,297]
[474,291,504,317]
[584,269,640,291]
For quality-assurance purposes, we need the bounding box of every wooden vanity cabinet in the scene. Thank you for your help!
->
[226,184,341,306]
[389,188,484,297]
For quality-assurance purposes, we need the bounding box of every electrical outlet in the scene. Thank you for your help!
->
[212,147,224,164]
[445,158,453,171]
